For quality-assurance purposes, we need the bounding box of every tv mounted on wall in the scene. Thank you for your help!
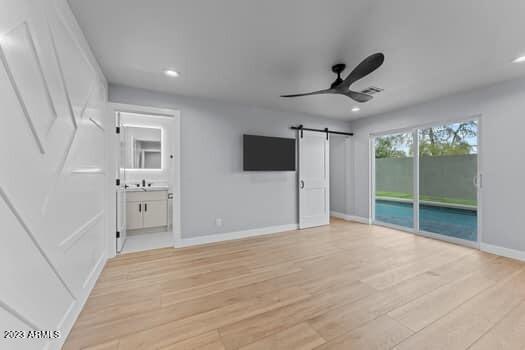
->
[243,134,296,171]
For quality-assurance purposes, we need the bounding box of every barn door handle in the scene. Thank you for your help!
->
[300,180,305,189]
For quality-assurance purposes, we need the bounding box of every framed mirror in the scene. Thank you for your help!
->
[122,126,162,170]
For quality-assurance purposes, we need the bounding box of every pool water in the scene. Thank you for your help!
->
[375,199,477,241]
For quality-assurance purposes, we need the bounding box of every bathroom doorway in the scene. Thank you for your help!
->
[111,104,181,255]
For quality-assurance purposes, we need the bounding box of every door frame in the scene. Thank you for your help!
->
[115,111,127,253]
[369,114,482,248]
[106,103,181,258]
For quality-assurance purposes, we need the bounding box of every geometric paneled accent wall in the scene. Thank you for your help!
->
[0,0,107,348]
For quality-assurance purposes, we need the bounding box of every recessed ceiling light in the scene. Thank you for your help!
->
[512,55,525,63]
[352,107,360,112]
[164,69,180,77]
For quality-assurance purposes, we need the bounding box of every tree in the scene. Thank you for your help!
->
[375,121,478,158]
[419,121,477,156]
[375,135,410,158]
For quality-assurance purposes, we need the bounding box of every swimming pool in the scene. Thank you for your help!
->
[375,199,477,241]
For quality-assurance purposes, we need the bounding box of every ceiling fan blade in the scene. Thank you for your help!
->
[280,89,334,98]
[339,90,373,103]
[339,53,384,89]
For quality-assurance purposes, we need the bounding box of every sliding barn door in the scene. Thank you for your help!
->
[298,131,330,229]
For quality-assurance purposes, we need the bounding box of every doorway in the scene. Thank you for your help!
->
[371,118,480,247]
[111,103,181,256]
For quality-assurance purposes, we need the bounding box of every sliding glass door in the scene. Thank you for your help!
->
[418,121,478,242]
[372,119,479,246]
[374,132,414,229]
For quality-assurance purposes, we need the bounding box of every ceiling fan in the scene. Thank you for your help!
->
[280,52,384,103]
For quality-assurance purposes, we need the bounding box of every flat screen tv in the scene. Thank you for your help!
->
[243,134,296,171]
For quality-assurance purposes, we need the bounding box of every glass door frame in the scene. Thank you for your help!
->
[370,129,418,234]
[369,115,482,249]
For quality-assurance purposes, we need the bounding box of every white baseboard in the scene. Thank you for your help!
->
[331,211,371,225]
[49,253,107,350]
[480,243,525,262]
[174,224,298,248]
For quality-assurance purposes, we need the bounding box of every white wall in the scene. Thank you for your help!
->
[0,0,107,348]
[330,136,351,215]
[349,77,525,255]
[109,84,352,240]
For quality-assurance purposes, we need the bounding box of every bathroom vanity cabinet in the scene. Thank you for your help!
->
[126,190,168,230]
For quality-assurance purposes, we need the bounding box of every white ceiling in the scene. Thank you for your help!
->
[69,0,525,120]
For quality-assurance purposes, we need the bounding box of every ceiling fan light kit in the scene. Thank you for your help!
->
[281,52,385,104]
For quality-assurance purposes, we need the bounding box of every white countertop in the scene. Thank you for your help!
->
[126,186,168,192]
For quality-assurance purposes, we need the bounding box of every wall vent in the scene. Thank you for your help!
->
[360,86,384,95]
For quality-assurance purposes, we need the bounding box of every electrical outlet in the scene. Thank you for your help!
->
[215,218,223,227]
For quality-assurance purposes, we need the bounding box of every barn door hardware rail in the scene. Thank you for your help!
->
[291,124,354,138]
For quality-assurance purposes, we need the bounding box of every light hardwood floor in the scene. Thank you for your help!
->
[64,219,525,350]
